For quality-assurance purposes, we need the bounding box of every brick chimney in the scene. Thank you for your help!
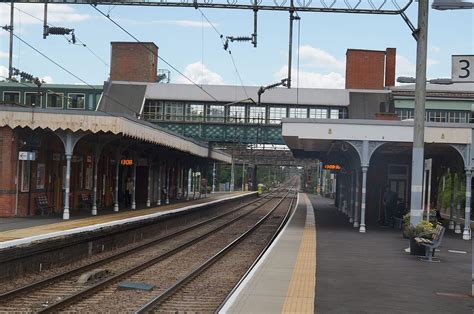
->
[345,48,396,89]
[384,48,396,87]
[110,42,158,82]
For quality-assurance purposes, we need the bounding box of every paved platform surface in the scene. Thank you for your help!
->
[0,192,253,247]
[221,193,316,313]
[311,194,473,314]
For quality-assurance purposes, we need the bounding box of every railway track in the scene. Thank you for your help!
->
[0,184,295,313]
[137,189,297,313]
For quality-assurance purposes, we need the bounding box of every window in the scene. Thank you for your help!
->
[249,106,266,124]
[229,106,245,123]
[68,93,85,109]
[330,109,340,119]
[289,107,307,118]
[447,111,468,123]
[269,107,286,124]
[207,105,225,122]
[396,109,414,120]
[47,93,64,108]
[186,103,204,121]
[165,102,184,121]
[3,91,20,104]
[25,92,42,107]
[143,100,163,121]
[309,108,328,119]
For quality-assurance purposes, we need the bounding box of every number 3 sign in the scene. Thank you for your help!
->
[452,55,473,82]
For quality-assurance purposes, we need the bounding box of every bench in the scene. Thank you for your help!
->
[36,195,54,216]
[80,193,92,210]
[80,193,101,210]
[415,224,446,262]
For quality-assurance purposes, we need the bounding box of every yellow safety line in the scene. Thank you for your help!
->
[282,194,316,313]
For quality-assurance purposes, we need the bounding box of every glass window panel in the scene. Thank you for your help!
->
[25,92,41,107]
[47,93,64,108]
[68,93,85,109]
[289,107,307,118]
[269,107,286,124]
[165,101,184,121]
[330,109,340,119]
[309,108,328,119]
[186,103,204,121]
[229,106,245,123]
[143,100,163,121]
[207,105,225,122]
[249,107,266,124]
[3,92,20,104]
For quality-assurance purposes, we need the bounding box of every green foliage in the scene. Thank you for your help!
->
[405,220,435,238]
[438,172,465,209]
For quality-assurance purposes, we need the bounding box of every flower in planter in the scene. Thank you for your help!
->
[405,220,435,239]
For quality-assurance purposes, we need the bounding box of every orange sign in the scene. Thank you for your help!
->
[323,164,341,170]
[120,159,133,166]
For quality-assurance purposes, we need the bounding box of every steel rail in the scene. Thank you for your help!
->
[0,189,275,302]
[4,0,413,15]
[135,186,295,313]
[35,187,291,313]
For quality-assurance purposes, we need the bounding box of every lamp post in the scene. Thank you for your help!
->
[408,0,429,227]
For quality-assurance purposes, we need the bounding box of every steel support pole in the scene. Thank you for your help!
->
[92,157,99,215]
[230,160,235,192]
[359,166,368,233]
[350,172,355,223]
[409,0,428,226]
[131,158,136,209]
[449,171,455,229]
[463,170,471,240]
[114,154,119,212]
[157,163,162,205]
[455,173,462,234]
[212,162,216,193]
[241,162,245,191]
[287,2,294,88]
[63,154,72,220]
[146,162,151,207]
[166,166,170,204]
[8,1,14,80]
[187,168,192,200]
[354,170,360,228]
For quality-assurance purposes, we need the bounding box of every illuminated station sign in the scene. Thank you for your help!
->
[120,159,133,166]
[323,164,342,171]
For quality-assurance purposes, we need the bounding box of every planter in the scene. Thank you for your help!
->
[409,237,425,256]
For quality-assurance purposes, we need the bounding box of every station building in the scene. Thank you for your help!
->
[0,106,230,219]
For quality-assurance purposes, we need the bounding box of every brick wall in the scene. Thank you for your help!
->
[110,42,158,82]
[345,48,397,89]
[0,127,16,217]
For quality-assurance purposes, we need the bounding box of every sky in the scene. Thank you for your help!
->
[0,1,473,89]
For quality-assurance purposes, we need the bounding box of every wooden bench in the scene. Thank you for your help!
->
[36,195,54,216]
[415,224,446,262]
[80,193,92,210]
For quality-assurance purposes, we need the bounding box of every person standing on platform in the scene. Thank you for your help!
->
[125,176,133,208]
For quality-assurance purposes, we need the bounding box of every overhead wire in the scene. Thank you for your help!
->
[91,5,220,102]
[197,7,251,101]
[8,4,109,67]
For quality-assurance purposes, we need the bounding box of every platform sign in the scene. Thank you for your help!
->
[452,55,474,82]
[18,151,36,161]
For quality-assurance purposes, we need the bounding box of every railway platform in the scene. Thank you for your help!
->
[0,191,255,249]
[221,193,472,313]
